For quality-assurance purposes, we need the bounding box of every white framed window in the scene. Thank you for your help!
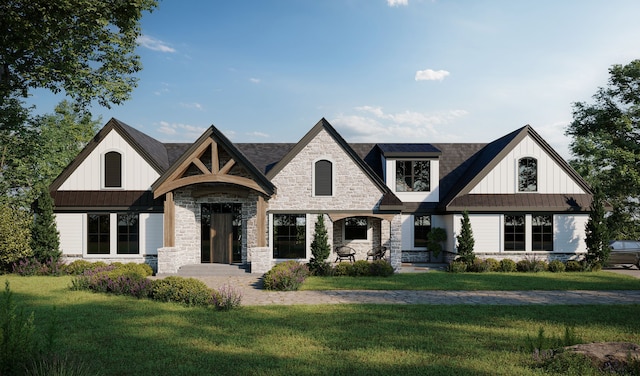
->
[396,160,430,192]
[518,157,537,192]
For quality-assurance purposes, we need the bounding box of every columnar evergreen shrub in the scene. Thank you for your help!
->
[456,211,475,265]
[30,186,61,263]
[308,215,331,276]
[263,261,309,291]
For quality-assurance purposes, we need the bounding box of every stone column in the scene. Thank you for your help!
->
[389,214,402,271]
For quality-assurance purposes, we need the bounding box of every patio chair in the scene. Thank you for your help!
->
[335,245,356,263]
[367,246,387,261]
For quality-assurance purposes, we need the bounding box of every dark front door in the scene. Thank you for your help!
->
[201,203,242,264]
[211,213,233,264]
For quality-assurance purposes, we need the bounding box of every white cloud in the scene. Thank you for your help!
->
[179,102,203,110]
[415,69,450,81]
[387,0,408,7]
[246,131,269,138]
[331,106,467,142]
[137,35,176,53]
[157,121,207,141]
[249,78,261,84]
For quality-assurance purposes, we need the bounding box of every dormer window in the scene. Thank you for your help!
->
[396,160,430,192]
[518,157,537,192]
[104,151,122,188]
[314,159,333,196]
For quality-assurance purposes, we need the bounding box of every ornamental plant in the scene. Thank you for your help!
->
[456,211,475,265]
[263,261,309,291]
[308,214,332,276]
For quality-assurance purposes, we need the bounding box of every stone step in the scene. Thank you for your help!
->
[176,263,251,277]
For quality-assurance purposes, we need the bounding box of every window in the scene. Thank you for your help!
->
[104,151,122,188]
[504,215,525,251]
[117,213,139,254]
[396,160,430,192]
[273,214,306,258]
[532,215,553,251]
[88,214,110,254]
[344,217,368,240]
[518,157,537,192]
[314,159,332,196]
[414,215,431,248]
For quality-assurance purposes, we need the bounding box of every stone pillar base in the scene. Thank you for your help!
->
[249,247,272,274]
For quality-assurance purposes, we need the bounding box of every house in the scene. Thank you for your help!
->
[49,118,593,274]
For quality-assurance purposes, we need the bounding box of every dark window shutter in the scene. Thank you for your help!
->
[104,152,122,188]
[315,160,332,196]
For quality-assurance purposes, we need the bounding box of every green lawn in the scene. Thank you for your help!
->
[3,275,640,375]
[301,271,640,291]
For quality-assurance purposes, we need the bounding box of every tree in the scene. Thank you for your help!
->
[0,202,32,270]
[566,59,640,239]
[308,214,331,275]
[585,187,610,269]
[0,0,158,109]
[0,101,99,207]
[30,185,61,263]
[456,211,475,264]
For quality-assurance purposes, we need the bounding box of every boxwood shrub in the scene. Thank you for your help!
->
[548,259,566,273]
[498,258,517,272]
[151,276,213,306]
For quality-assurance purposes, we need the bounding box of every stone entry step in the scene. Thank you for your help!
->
[175,263,251,277]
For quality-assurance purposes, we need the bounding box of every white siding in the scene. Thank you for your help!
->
[452,214,501,253]
[56,213,85,255]
[385,158,440,202]
[554,214,588,253]
[58,129,160,191]
[140,213,163,255]
[469,135,585,194]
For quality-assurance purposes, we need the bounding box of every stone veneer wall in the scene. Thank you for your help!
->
[156,186,261,274]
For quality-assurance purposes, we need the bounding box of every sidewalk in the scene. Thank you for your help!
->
[192,274,640,306]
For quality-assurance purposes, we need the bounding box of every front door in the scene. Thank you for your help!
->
[201,203,242,264]
[211,213,233,264]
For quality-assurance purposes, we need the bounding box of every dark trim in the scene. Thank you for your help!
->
[382,152,441,158]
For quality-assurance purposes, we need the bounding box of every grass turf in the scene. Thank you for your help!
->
[301,270,640,290]
[3,275,640,375]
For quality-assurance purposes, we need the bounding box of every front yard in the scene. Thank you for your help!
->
[2,274,639,375]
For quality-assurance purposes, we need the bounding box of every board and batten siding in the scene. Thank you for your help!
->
[56,213,85,255]
[553,214,588,253]
[469,135,585,194]
[54,213,163,256]
[453,214,502,253]
[57,129,160,191]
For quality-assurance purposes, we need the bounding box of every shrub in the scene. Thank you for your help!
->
[447,261,467,273]
[211,284,242,311]
[333,262,351,276]
[0,281,36,375]
[308,214,331,274]
[349,260,371,277]
[30,186,61,263]
[12,257,66,276]
[0,202,33,271]
[484,258,500,272]
[468,259,491,273]
[548,260,566,273]
[64,260,107,275]
[25,354,98,376]
[369,260,394,277]
[151,276,213,306]
[308,261,333,276]
[456,211,475,265]
[565,260,584,272]
[499,258,517,272]
[113,262,153,277]
[263,261,309,291]
[517,257,548,273]
[71,267,152,299]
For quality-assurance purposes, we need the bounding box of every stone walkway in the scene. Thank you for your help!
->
[193,275,640,306]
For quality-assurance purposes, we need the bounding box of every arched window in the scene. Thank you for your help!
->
[104,151,122,188]
[314,159,332,196]
[518,157,537,192]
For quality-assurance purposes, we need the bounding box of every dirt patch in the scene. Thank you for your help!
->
[565,342,640,372]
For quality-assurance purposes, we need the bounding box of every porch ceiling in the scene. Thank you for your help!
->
[327,212,396,222]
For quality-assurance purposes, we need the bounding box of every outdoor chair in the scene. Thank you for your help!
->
[335,245,356,263]
[366,246,387,261]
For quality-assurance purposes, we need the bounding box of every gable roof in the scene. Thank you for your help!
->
[50,118,168,191]
[263,118,402,209]
[439,125,592,211]
[151,123,275,198]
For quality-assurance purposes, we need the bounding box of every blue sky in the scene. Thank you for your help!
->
[29,0,640,158]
